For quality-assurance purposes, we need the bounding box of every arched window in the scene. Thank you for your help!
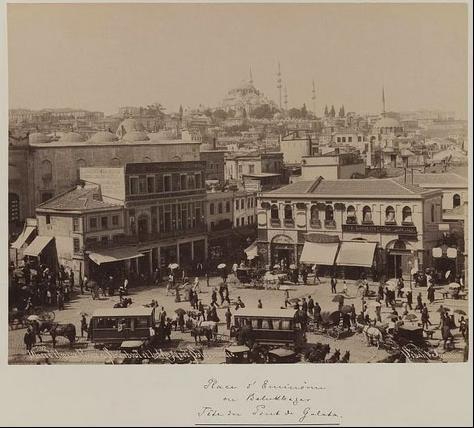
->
[270,204,279,220]
[76,159,86,180]
[284,204,293,220]
[346,205,357,224]
[310,205,319,221]
[385,206,396,224]
[453,194,461,208]
[325,205,334,221]
[362,206,372,223]
[402,206,412,224]
[41,159,52,181]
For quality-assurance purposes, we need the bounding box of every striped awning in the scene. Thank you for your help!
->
[23,236,54,257]
[336,241,377,268]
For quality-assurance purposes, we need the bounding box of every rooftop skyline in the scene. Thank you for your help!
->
[7,3,468,118]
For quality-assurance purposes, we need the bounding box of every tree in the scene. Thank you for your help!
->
[251,104,275,119]
[179,105,183,120]
[146,103,166,118]
[329,105,336,117]
[301,104,308,118]
[324,105,328,116]
[339,105,345,118]
[288,108,302,119]
[212,109,228,121]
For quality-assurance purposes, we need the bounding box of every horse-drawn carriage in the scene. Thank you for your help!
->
[8,306,55,330]
[309,310,352,340]
[236,267,266,285]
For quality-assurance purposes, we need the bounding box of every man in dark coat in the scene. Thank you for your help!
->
[307,296,314,316]
[225,308,232,330]
[24,327,36,352]
[330,276,337,294]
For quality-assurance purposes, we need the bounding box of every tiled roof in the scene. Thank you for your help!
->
[394,172,467,187]
[270,177,434,197]
[38,186,122,211]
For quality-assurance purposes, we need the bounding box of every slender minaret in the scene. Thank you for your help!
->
[284,85,288,111]
[276,62,282,109]
[382,86,386,115]
[249,66,253,85]
[311,80,317,115]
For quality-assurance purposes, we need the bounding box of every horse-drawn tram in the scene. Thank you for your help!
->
[90,307,156,347]
[229,308,306,349]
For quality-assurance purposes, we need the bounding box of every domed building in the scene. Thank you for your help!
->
[89,130,118,143]
[221,74,278,116]
[58,132,85,143]
[373,116,404,136]
[122,130,150,142]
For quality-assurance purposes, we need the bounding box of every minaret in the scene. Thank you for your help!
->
[382,86,386,115]
[276,61,282,109]
[284,85,288,111]
[311,80,316,115]
[249,66,253,85]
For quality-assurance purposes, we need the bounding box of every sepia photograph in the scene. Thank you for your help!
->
[5,2,470,369]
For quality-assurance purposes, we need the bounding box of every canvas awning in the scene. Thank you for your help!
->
[23,236,54,257]
[244,241,258,260]
[88,247,144,265]
[336,241,377,268]
[299,241,339,265]
[11,226,36,249]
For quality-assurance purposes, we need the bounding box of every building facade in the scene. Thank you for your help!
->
[8,118,200,227]
[256,177,443,280]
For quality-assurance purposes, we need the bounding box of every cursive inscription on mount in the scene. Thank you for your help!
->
[197,378,342,424]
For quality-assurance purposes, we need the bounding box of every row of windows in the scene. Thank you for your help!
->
[209,201,231,215]
[88,215,120,230]
[127,172,202,195]
[209,197,256,215]
[269,204,416,225]
[335,135,367,143]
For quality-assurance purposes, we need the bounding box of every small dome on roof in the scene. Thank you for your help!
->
[89,131,118,143]
[59,132,84,143]
[374,116,401,129]
[122,130,150,142]
[29,132,51,144]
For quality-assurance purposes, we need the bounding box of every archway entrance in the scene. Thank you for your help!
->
[386,240,413,279]
[270,234,295,268]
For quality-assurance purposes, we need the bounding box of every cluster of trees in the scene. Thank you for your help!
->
[287,104,312,119]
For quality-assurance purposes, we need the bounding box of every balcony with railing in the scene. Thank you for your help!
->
[310,219,321,229]
[283,218,295,228]
[324,219,337,229]
[270,218,281,228]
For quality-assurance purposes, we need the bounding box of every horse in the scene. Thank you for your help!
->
[39,321,76,348]
[326,349,341,363]
[340,351,350,363]
[190,326,213,344]
[362,325,384,348]
[304,343,331,363]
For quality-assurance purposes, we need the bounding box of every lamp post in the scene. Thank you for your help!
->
[408,260,413,290]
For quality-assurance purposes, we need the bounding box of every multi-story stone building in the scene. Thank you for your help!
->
[256,177,443,280]
[8,118,200,228]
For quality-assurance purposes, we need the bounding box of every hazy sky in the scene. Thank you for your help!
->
[7,3,469,117]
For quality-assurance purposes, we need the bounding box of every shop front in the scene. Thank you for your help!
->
[270,234,296,268]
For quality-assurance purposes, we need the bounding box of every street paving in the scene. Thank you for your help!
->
[9,275,468,364]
